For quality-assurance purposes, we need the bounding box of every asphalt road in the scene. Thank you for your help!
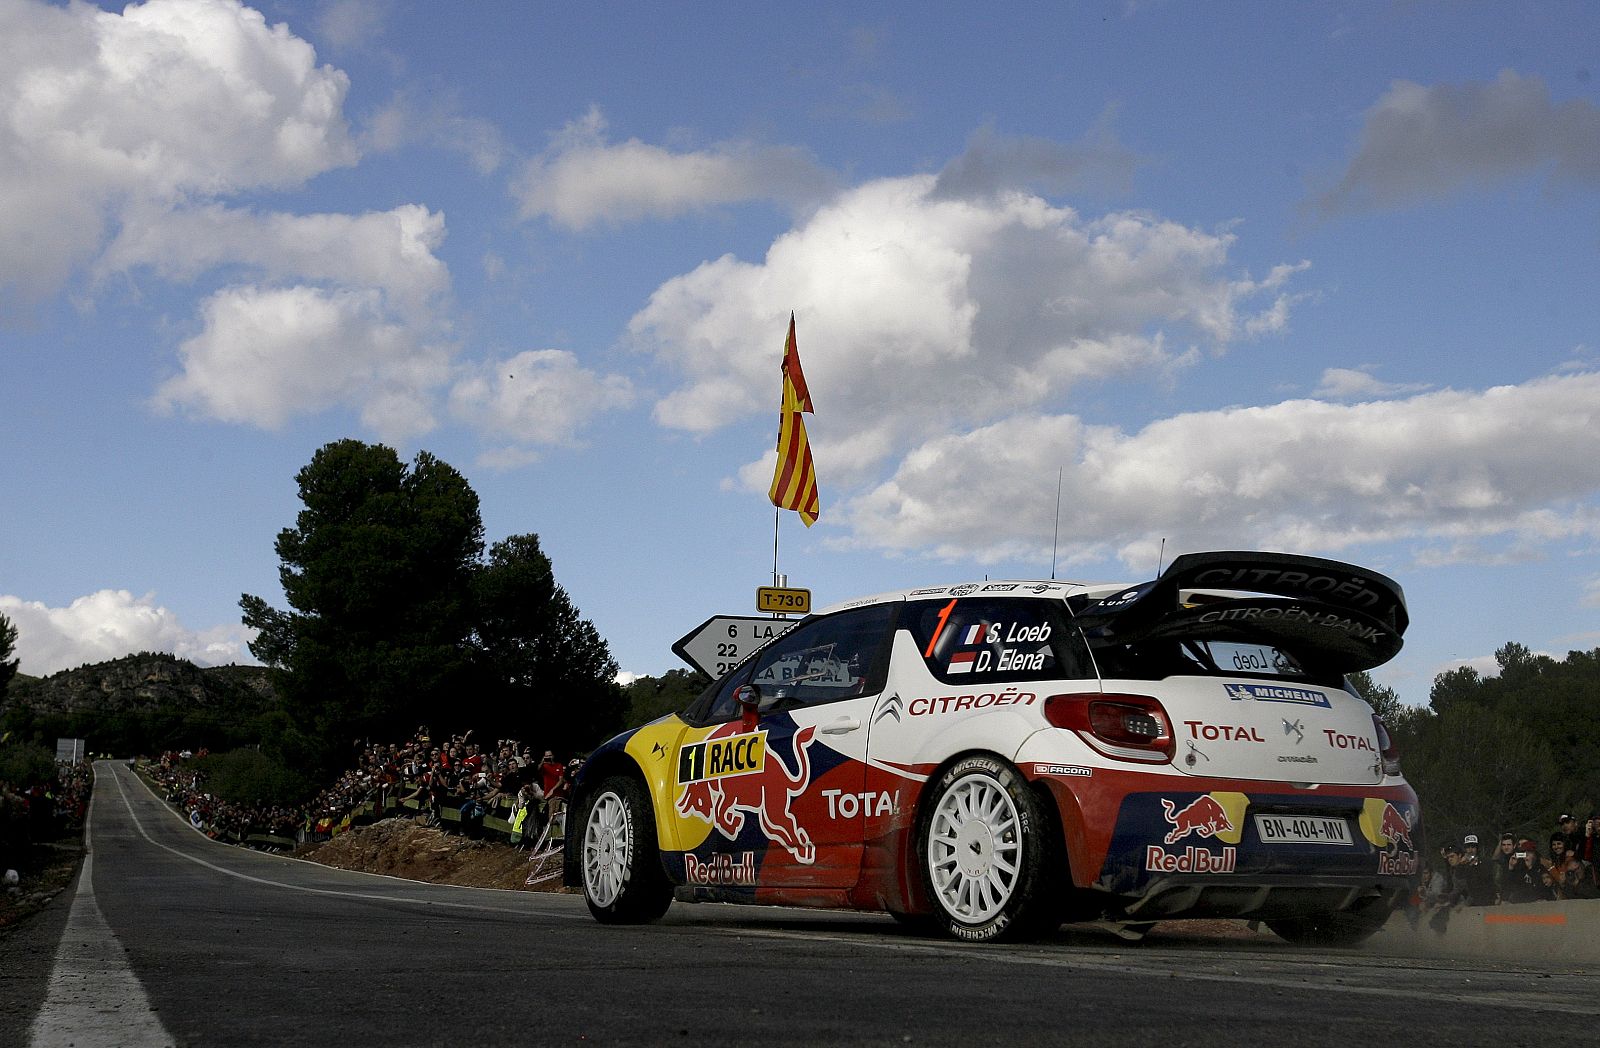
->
[2,761,1595,1047]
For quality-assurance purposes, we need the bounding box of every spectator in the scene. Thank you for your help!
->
[1557,814,1581,856]
[1503,838,1552,903]
[540,757,575,842]
[1426,844,1463,933]
[538,751,563,795]
[1490,832,1518,903]
[513,779,546,842]
[1456,834,1495,906]
[1581,817,1600,866]
[1543,835,1596,901]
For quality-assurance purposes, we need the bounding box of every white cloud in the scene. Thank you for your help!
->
[363,89,506,174]
[1315,70,1600,215]
[632,173,1299,484]
[97,202,449,318]
[512,106,836,229]
[1582,577,1600,609]
[0,0,464,442]
[0,0,357,302]
[843,371,1600,567]
[110,205,454,437]
[930,120,1142,201]
[1,591,256,677]
[153,284,450,438]
[1314,366,1432,400]
[1432,655,1503,681]
[314,0,385,52]
[449,350,635,466]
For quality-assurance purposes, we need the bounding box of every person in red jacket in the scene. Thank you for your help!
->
[538,752,563,795]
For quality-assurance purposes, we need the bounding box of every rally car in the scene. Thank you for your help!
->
[564,551,1421,944]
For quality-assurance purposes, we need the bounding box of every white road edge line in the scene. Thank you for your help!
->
[722,926,1600,1017]
[29,768,175,1048]
[108,762,584,919]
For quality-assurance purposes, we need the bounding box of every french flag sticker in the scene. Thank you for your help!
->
[962,624,986,644]
[948,651,976,674]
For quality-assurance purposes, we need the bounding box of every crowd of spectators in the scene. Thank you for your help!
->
[1,760,92,876]
[146,751,303,843]
[1413,814,1600,931]
[145,727,581,852]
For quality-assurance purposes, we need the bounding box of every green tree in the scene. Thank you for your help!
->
[195,748,315,807]
[0,611,18,701]
[1494,641,1555,684]
[622,669,710,730]
[0,739,55,788]
[472,533,625,754]
[1401,703,1558,847]
[1347,670,1405,724]
[1428,664,1484,715]
[241,440,484,773]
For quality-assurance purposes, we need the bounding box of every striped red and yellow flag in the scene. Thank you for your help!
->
[768,314,820,526]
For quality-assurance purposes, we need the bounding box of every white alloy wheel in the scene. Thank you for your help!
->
[927,770,1023,924]
[580,775,672,924]
[583,789,632,909]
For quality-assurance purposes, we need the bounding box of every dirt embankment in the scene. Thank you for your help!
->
[1,840,84,932]
[297,816,574,893]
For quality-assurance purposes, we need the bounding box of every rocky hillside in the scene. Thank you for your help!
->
[3,652,277,718]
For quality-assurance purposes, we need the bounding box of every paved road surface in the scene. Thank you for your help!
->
[2,761,1595,1046]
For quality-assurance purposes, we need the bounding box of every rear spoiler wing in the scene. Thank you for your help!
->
[1068,551,1408,673]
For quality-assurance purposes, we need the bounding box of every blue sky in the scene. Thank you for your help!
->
[3,0,1598,708]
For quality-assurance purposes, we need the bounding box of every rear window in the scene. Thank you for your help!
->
[1093,638,1342,686]
[903,597,1092,684]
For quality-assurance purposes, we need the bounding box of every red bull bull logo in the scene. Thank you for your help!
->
[1376,801,1417,875]
[1378,802,1413,850]
[675,723,819,864]
[1161,795,1234,845]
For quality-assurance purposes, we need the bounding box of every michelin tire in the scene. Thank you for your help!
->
[581,775,672,924]
[917,755,1055,943]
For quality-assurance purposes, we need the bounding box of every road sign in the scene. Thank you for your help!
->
[672,615,795,679]
[756,586,810,615]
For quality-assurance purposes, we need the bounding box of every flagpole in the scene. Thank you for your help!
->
[772,507,780,586]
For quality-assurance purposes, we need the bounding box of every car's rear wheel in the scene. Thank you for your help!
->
[1265,897,1392,946]
[581,775,672,924]
[918,754,1054,942]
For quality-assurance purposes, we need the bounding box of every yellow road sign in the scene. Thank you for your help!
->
[756,586,811,615]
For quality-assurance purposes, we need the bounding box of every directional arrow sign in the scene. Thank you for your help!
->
[672,615,795,679]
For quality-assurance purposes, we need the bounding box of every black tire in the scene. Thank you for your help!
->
[916,754,1056,943]
[1266,897,1392,946]
[580,775,672,924]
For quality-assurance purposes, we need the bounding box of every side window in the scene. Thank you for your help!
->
[697,671,753,724]
[904,597,1091,684]
[704,604,897,721]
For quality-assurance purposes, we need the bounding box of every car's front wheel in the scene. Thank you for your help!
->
[917,754,1056,942]
[581,775,672,924]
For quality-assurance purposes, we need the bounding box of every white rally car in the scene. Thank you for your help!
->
[565,551,1419,944]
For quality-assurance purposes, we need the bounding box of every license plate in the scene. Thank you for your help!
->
[1254,814,1351,846]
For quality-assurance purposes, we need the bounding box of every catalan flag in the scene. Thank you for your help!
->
[768,314,820,526]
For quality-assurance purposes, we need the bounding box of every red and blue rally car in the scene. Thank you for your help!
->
[564,551,1420,943]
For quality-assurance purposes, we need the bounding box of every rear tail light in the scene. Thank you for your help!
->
[1372,714,1402,776]
[1044,693,1175,763]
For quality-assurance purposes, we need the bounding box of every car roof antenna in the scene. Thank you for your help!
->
[1157,537,1167,577]
[1050,467,1063,580]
